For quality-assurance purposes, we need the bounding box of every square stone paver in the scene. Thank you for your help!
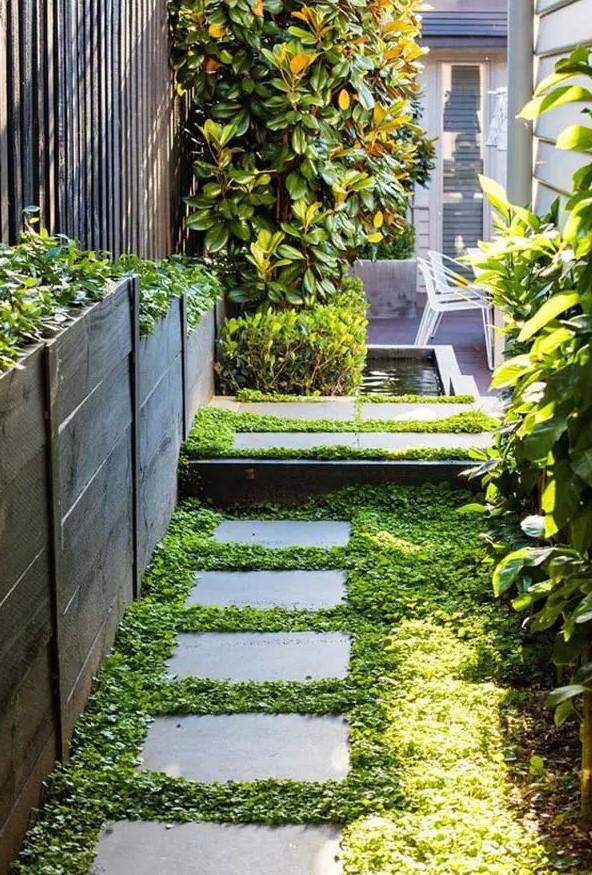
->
[214,398,357,420]
[140,714,349,782]
[187,570,347,610]
[359,402,475,421]
[356,432,493,450]
[213,520,351,548]
[233,432,359,450]
[89,822,342,874]
[166,632,350,682]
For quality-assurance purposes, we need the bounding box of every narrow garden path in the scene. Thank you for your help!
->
[15,481,576,874]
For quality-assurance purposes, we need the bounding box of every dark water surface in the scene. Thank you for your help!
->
[361,356,444,396]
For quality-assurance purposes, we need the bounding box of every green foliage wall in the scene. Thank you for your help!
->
[170,0,433,306]
[470,46,592,817]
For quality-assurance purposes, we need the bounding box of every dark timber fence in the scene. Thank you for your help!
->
[0,278,215,871]
[0,0,191,255]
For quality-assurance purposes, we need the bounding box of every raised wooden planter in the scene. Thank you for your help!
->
[0,278,215,872]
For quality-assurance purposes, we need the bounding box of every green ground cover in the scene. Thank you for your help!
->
[15,484,582,875]
[235,390,477,405]
[181,407,497,463]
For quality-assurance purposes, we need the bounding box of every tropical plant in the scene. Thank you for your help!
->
[170,0,434,306]
[216,276,367,394]
[356,218,415,260]
[470,46,592,820]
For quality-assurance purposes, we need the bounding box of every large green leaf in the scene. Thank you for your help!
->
[517,292,579,342]
[557,124,592,151]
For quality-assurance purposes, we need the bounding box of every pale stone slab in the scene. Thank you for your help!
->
[233,432,359,450]
[187,570,347,610]
[213,520,351,548]
[166,632,350,682]
[211,396,356,420]
[140,714,349,782]
[89,822,342,875]
[231,432,492,451]
[356,432,493,450]
[359,402,476,421]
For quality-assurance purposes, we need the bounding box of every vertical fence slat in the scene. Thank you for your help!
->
[0,0,187,255]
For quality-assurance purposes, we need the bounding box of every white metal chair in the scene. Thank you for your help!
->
[414,252,494,369]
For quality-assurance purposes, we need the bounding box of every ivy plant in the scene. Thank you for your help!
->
[170,0,434,306]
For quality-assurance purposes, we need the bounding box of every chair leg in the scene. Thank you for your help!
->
[482,307,494,370]
[428,312,443,340]
[414,303,433,345]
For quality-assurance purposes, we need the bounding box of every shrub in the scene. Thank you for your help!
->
[216,276,367,395]
[170,0,433,306]
[356,220,416,261]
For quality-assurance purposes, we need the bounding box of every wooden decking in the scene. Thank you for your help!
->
[367,305,494,397]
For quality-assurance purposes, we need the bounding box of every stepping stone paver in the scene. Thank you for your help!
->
[359,402,477,421]
[213,519,350,548]
[211,396,357,420]
[166,632,351,682]
[232,431,493,451]
[89,821,342,875]
[233,432,359,450]
[356,432,492,450]
[140,714,349,782]
[187,570,347,609]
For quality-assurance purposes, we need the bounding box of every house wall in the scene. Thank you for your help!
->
[413,49,507,270]
[532,0,592,211]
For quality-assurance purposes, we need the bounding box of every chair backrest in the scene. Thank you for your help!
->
[417,257,438,306]
[428,250,453,297]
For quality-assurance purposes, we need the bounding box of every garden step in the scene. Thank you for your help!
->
[139,714,350,782]
[89,821,343,874]
[211,396,357,420]
[359,401,497,420]
[186,570,347,610]
[166,632,350,682]
[232,431,493,451]
[213,519,351,548]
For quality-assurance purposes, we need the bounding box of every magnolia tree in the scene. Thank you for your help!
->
[171,0,433,306]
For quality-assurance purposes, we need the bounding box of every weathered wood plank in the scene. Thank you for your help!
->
[0,578,52,709]
[51,281,132,422]
[0,447,48,603]
[0,642,55,834]
[59,431,133,614]
[58,355,132,515]
[138,362,183,573]
[0,346,46,492]
[138,300,183,407]
[186,310,216,420]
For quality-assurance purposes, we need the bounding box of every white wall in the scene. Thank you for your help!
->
[533,0,592,210]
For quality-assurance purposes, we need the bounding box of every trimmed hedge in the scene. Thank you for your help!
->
[216,278,367,396]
